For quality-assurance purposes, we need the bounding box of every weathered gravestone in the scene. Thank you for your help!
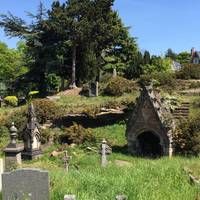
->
[89,82,99,97]
[0,158,4,191]
[2,168,49,200]
[113,68,117,77]
[64,195,76,200]
[116,195,128,200]
[3,122,24,171]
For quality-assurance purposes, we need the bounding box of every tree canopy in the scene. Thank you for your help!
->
[0,0,138,94]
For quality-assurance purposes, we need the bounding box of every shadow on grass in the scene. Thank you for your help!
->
[54,112,131,128]
[112,145,129,155]
[112,145,163,160]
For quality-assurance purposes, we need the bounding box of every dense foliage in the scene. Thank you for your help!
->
[0,41,28,96]
[173,117,200,155]
[33,99,64,123]
[0,0,138,95]
[4,96,18,107]
[104,76,136,96]
[176,64,200,79]
[59,123,96,145]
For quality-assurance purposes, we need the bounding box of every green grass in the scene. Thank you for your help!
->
[18,123,200,200]
[55,92,138,114]
[22,152,200,200]
[2,92,200,199]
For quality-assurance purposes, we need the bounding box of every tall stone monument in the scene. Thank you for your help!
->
[126,85,175,157]
[3,123,24,171]
[22,103,43,160]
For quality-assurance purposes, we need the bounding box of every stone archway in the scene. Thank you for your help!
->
[136,131,163,158]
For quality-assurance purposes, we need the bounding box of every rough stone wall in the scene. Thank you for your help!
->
[126,86,175,157]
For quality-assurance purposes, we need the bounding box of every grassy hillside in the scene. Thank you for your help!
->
[1,91,200,199]
[18,124,200,200]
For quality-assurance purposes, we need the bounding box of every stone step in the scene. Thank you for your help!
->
[173,111,189,114]
[173,114,189,118]
[175,107,189,110]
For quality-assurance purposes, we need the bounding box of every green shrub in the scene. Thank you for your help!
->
[164,95,180,111]
[59,123,96,145]
[100,73,113,83]
[104,76,136,96]
[5,107,27,139]
[33,99,63,123]
[176,64,200,79]
[192,98,200,108]
[45,73,61,94]
[4,96,18,107]
[28,90,39,99]
[173,116,200,155]
[80,84,90,96]
[138,72,177,91]
[189,82,200,89]
[40,129,51,144]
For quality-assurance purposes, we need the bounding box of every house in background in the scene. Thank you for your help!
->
[191,48,200,64]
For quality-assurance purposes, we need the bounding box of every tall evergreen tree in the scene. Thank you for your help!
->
[165,48,176,60]
[143,50,151,65]
[0,0,138,93]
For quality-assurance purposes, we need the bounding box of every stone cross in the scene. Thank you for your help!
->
[116,195,128,200]
[64,195,76,200]
[62,151,71,172]
[100,139,112,167]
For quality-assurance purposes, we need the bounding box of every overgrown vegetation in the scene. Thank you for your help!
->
[104,76,137,96]
[173,116,200,155]
[176,64,200,79]
[14,123,200,200]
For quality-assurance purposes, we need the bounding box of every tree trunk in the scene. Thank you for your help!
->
[70,45,77,89]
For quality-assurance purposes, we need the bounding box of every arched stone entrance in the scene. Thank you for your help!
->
[136,132,163,157]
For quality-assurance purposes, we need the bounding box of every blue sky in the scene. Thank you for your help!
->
[0,0,199,55]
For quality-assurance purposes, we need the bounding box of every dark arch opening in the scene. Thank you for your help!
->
[137,132,163,158]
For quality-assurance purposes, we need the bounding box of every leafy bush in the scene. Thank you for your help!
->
[192,98,200,108]
[100,73,113,83]
[164,95,180,111]
[59,123,96,145]
[104,76,136,96]
[5,107,27,139]
[80,84,90,96]
[139,72,177,91]
[28,90,39,98]
[33,99,63,123]
[4,96,18,107]
[173,116,200,155]
[176,64,200,79]
[40,129,51,144]
[45,73,61,94]
[189,82,200,89]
